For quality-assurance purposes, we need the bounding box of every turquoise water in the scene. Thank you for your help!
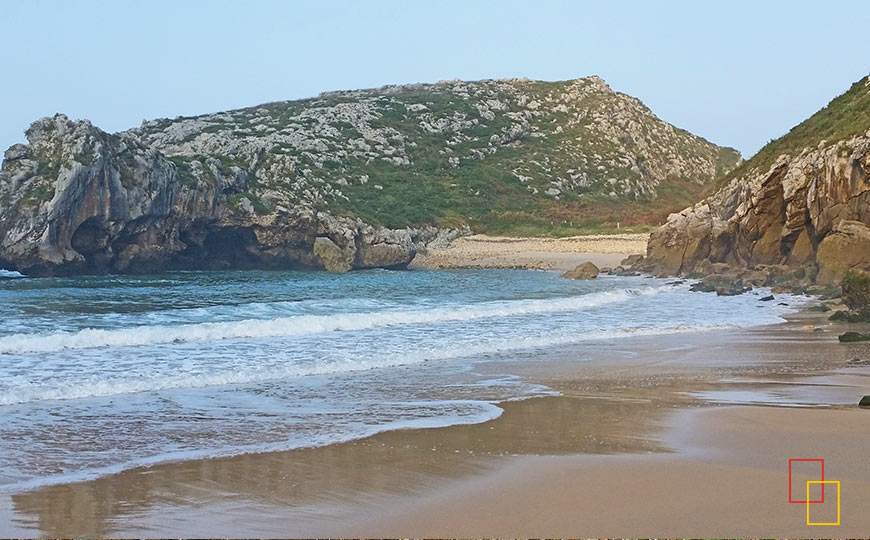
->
[0,268,802,491]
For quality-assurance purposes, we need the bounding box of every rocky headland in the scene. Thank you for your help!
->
[639,75,870,292]
[0,76,738,276]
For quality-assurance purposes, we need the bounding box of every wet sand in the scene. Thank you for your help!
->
[350,405,870,537]
[3,313,870,537]
[413,233,649,270]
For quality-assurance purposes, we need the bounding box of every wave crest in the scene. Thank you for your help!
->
[0,269,24,278]
[0,286,668,354]
[0,322,729,405]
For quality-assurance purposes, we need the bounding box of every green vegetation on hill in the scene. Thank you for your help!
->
[126,77,741,235]
[718,75,870,189]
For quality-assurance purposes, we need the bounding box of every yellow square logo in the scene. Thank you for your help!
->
[806,480,840,525]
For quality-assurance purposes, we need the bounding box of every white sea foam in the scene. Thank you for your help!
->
[0,286,670,354]
[0,269,24,278]
[0,322,734,405]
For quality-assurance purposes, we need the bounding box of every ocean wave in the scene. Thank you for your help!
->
[0,285,671,354]
[0,322,732,405]
[0,269,24,278]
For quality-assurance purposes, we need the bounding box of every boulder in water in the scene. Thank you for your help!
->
[689,274,751,296]
[561,261,600,280]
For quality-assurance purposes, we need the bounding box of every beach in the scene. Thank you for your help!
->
[412,233,650,270]
[2,3,868,539]
[3,307,869,537]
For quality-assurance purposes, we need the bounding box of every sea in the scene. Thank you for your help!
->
[0,267,804,492]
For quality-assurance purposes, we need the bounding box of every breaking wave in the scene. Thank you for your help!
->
[0,269,24,278]
[0,286,670,354]
[0,322,733,405]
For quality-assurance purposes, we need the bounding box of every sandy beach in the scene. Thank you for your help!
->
[412,233,650,271]
[3,309,869,537]
[2,3,869,540]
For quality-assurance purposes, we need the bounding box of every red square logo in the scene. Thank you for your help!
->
[788,458,824,503]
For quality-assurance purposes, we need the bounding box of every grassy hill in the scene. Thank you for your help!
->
[123,76,741,236]
[717,74,870,190]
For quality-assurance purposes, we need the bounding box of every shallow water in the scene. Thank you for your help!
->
[0,268,804,492]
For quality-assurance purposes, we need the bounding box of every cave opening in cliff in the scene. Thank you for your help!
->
[70,217,112,272]
[201,226,262,270]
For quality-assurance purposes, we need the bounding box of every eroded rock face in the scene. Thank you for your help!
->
[0,115,418,275]
[645,132,870,283]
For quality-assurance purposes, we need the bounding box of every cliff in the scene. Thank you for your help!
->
[0,116,430,275]
[645,75,870,284]
[0,76,739,275]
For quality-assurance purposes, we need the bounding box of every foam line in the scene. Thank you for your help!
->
[0,286,670,354]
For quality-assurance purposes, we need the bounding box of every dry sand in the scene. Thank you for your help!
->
[412,233,649,271]
[4,312,870,537]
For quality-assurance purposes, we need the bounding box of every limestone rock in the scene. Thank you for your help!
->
[313,237,355,272]
[410,225,472,252]
[356,224,416,269]
[561,261,600,280]
[0,115,416,275]
[817,221,870,283]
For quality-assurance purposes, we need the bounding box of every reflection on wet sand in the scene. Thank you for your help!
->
[9,392,674,536]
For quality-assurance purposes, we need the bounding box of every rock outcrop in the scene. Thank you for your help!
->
[645,76,870,284]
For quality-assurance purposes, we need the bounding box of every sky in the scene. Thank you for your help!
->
[1,0,868,158]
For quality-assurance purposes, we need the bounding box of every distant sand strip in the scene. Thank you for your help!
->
[412,233,650,271]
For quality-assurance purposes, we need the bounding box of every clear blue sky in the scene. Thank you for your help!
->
[1,0,868,158]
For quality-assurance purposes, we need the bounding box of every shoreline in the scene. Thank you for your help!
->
[413,233,649,270]
[4,306,870,536]
[348,405,870,537]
